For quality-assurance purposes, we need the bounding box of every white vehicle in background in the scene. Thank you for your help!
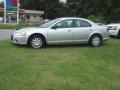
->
[0,17,3,23]
[107,23,120,38]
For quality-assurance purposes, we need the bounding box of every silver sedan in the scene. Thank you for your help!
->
[11,17,109,48]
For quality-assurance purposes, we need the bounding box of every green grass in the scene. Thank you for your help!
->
[0,39,120,90]
[0,23,34,29]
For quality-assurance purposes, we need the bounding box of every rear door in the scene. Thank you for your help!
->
[73,19,93,42]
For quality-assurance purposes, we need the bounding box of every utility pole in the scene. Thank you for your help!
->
[73,10,76,17]
[17,0,20,24]
[4,0,6,24]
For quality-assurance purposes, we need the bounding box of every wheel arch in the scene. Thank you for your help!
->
[89,33,103,41]
[27,33,46,45]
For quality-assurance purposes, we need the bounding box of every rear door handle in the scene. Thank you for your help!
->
[89,29,92,31]
[68,29,71,32]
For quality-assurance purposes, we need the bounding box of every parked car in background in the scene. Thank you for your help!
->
[0,17,3,23]
[11,17,109,49]
[107,23,120,38]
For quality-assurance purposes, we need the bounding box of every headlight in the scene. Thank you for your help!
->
[108,26,117,30]
[15,32,26,36]
[111,26,117,30]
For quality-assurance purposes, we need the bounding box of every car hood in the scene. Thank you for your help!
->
[15,27,47,32]
[107,24,120,26]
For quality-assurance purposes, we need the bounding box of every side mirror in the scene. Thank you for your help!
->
[16,28,19,30]
[51,25,59,29]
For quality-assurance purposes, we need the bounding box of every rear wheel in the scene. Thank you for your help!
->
[28,35,45,49]
[89,35,102,47]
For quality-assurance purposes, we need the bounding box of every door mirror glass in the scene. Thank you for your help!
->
[51,25,59,29]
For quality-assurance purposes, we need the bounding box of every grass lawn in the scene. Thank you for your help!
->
[0,23,34,29]
[0,39,120,90]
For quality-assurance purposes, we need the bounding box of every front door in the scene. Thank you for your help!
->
[47,19,74,44]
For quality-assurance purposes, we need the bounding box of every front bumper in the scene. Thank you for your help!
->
[11,34,28,45]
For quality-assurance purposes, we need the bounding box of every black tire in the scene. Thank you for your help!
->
[89,35,102,47]
[28,35,46,49]
[117,30,120,38]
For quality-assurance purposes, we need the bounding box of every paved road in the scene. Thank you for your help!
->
[0,30,15,40]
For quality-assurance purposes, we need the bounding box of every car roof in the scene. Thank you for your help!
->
[53,17,97,26]
[57,17,94,23]
[58,17,87,20]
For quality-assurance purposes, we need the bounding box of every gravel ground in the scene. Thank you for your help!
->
[0,30,15,40]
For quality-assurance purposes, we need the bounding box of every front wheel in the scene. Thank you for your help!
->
[28,35,45,49]
[89,35,102,47]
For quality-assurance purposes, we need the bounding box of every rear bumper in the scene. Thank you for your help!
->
[103,38,109,41]
[103,32,110,41]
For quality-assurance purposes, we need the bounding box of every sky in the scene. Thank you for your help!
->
[60,0,66,2]
[0,0,3,2]
[0,0,66,3]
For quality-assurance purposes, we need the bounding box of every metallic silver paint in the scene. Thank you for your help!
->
[12,17,109,46]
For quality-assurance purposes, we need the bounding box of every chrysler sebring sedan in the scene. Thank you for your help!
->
[11,17,109,48]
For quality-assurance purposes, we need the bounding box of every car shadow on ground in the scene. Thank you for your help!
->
[12,43,30,49]
[47,44,89,49]
[11,43,106,49]
[110,36,120,39]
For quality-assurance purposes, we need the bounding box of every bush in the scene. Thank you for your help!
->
[88,15,106,23]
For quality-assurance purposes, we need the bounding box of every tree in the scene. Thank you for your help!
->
[20,0,67,19]
[66,0,120,23]
[20,0,120,22]
[0,2,4,17]
[0,1,4,7]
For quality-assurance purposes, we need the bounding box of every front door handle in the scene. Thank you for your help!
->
[68,29,71,32]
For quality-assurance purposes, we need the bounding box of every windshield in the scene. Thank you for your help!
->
[39,18,61,28]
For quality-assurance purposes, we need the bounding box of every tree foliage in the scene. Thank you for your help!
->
[19,0,120,23]
[0,2,4,17]
[0,1,4,7]
[66,0,120,23]
[20,0,67,19]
